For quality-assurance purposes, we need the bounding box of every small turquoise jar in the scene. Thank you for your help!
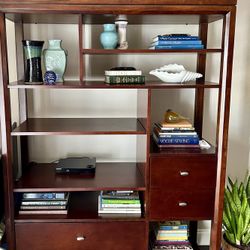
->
[100,24,118,49]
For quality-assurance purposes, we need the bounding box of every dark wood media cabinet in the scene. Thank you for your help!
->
[0,1,237,249]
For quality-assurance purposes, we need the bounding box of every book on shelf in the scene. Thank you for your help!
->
[154,123,195,132]
[153,133,199,145]
[159,225,188,230]
[22,192,68,200]
[105,70,142,76]
[153,244,193,249]
[161,119,193,129]
[19,209,68,215]
[151,40,202,46]
[20,205,67,210]
[153,127,197,137]
[21,200,68,206]
[149,44,204,50]
[153,35,199,42]
[105,75,145,84]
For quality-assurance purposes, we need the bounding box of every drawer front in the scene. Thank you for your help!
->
[150,155,217,190]
[149,189,215,220]
[16,221,146,250]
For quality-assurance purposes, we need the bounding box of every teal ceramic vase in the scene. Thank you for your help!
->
[100,24,118,49]
[43,40,67,82]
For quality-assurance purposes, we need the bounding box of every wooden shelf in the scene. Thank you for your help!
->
[82,49,223,54]
[8,81,220,89]
[14,163,146,192]
[11,118,146,136]
[15,192,145,223]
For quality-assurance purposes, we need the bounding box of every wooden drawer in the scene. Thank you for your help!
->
[149,189,215,220]
[150,155,217,190]
[16,221,146,250]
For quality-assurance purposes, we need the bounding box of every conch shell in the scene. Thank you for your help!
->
[149,64,203,83]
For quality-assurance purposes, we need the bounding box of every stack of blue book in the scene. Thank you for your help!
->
[149,34,204,50]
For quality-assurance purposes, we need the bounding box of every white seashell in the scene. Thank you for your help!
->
[149,63,203,83]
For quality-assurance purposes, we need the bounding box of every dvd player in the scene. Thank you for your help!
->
[55,157,96,175]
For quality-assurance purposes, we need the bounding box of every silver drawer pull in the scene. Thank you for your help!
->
[76,236,85,241]
[178,202,188,207]
[180,171,189,176]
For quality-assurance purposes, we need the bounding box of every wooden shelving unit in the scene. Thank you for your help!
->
[0,1,237,250]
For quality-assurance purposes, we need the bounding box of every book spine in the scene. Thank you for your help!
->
[23,192,67,199]
[157,137,199,145]
[156,133,198,138]
[21,201,67,206]
[101,203,141,208]
[19,210,68,215]
[20,205,66,210]
[101,199,140,204]
[151,44,204,50]
[157,230,188,234]
[152,40,202,45]
[105,70,142,76]
[105,75,145,84]
[154,36,199,41]
[100,195,139,200]
[159,225,188,230]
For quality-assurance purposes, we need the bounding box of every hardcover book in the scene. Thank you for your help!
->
[153,35,199,42]
[161,119,193,128]
[22,192,68,200]
[105,75,145,84]
[105,70,142,76]
[151,40,202,46]
[149,44,204,50]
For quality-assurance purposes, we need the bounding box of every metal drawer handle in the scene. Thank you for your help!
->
[178,202,188,207]
[180,171,189,176]
[76,236,85,241]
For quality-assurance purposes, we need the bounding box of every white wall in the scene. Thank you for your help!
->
[227,0,250,179]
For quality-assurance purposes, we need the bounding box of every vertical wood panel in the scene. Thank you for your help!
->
[216,16,226,148]
[0,13,15,250]
[194,22,208,138]
[78,14,84,83]
[210,8,236,250]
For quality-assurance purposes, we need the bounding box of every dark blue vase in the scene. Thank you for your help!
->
[22,40,44,84]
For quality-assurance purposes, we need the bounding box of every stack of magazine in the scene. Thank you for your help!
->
[19,192,69,215]
[98,190,141,215]
[149,34,204,50]
[153,221,193,250]
[153,120,199,149]
[105,67,145,85]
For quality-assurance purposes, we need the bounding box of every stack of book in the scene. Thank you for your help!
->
[153,222,193,250]
[149,34,204,50]
[98,190,141,215]
[105,67,145,85]
[153,120,199,149]
[19,192,69,215]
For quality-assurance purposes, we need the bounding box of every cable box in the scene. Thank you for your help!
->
[55,157,96,175]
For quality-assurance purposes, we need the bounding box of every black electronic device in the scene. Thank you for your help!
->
[55,157,96,176]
